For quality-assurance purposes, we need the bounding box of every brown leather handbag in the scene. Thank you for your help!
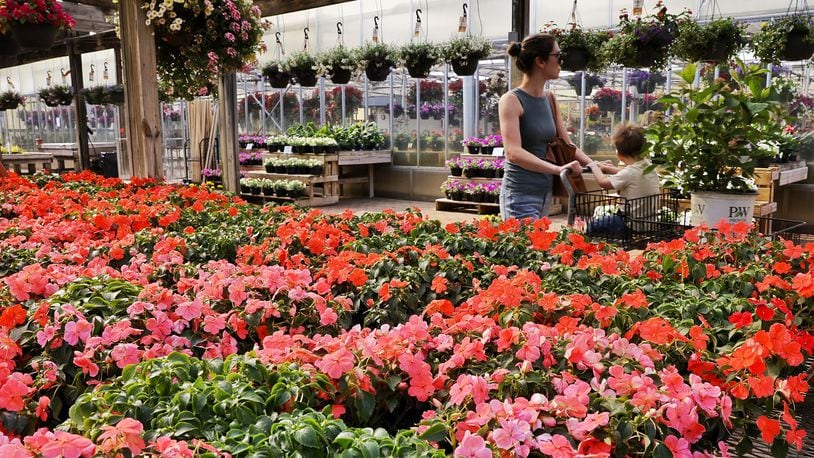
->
[545,91,586,197]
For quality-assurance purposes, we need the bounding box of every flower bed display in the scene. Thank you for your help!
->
[0,171,812,456]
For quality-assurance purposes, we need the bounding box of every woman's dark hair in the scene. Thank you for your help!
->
[506,34,556,74]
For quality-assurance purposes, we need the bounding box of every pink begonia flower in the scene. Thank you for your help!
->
[175,299,203,321]
[315,347,355,379]
[320,307,338,326]
[111,343,141,369]
[454,432,492,458]
[63,319,93,346]
[492,418,531,450]
[664,435,692,458]
[98,418,146,455]
[32,430,96,458]
[537,434,577,458]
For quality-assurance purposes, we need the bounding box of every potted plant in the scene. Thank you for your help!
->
[317,46,356,84]
[441,35,492,76]
[38,85,73,107]
[440,180,455,200]
[288,180,306,198]
[0,0,74,51]
[284,51,319,87]
[543,23,609,72]
[103,85,125,105]
[261,178,275,196]
[463,137,482,154]
[399,41,441,79]
[586,104,601,120]
[592,87,624,113]
[447,158,463,176]
[751,16,814,64]
[566,72,605,97]
[262,61,291,88]
[600,3,689,69]
[357,42,395,82]
[645,60,788,226]
[673,17,746,63]
[627,69,666,94]
[394,133,411,150]
[481,134,501,155]
[0,91,24,111]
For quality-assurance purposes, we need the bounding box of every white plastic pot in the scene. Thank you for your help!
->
[690,191,757,226]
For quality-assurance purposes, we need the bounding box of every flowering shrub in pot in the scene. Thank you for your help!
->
[441,35,492,76]
[38,85,73,107]
[261,61,291,89]
[600,2,689,69]
[646,60,789,224]
[751,16,814,64]
[673,17,746,63]
[399,41,441,79]
[145,0,266,99]
[357,42,395,82]
[0,90,24,110]
[542,23,609,72]
[285,51,319,87]
[317,45,356,84]
[592,87,624,113]
[446,157,463,176]
[0,0,74,51]
[462,137,481,154]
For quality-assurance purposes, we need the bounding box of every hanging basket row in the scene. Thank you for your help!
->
[38,85,74,107]
[81,85,125,106]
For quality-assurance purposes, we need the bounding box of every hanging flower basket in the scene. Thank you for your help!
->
[285,51,319,87]
[262,62,291,89]
[9,22,58,51]
[0,91,24,111]
[294,71,318,87]
[317,45,356,85]
[442,35,492,77]
[600,5,688,70]
[783,28,814,61]
[400,41,441,79]
[673,18,746,64]
[566,72,605,97]
[81,85,124,105]
[38,85,73,107]
[0,32,19,56]
[358,42,395,82]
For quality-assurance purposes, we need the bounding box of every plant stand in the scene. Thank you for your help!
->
[242,153,340,206]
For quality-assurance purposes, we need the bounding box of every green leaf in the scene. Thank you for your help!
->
[418,423,448,443]
[293,426,323,449]
[354,391,375,422]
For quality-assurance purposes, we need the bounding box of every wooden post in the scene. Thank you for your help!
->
[68,45,91,171]
[119,0,164,179]
[218,72,240,193]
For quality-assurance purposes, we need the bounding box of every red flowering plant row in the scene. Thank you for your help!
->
[0,171,812,456]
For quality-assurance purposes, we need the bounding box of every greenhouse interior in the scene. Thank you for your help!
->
[2,0,814,456]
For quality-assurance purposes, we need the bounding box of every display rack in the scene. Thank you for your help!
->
[239,152,340,206]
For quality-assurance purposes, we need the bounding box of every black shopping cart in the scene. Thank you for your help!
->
[560,169,808,248]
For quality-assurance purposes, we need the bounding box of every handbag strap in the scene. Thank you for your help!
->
[546,91,573,147]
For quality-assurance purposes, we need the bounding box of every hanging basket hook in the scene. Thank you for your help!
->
[304,27,309,40]
[336,22,343,35]
[374,16,379,28]
[275,32,282,44]
[416,9,422,22]
[462,4,468,17]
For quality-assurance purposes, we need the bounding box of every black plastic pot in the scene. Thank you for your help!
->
[365,62,392,82]
[463,168,475,178]
[450,166,462,177]
[481,146,494,155]
[561,46,590,72]
[701,41,732,63]
[406,60,434,79]
[572,83,597,97]
[466,145,481,154]
[263,65,291,89]
[451,56,480,76]
[630,47,660,69]
[783,29,814,61]
[295,70,319,87]
[10,23,58,51]
[331,68,352,85]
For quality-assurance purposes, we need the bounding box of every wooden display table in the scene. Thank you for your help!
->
[337,150,392,198]
[38,142,117,172]
[1,153,53,174]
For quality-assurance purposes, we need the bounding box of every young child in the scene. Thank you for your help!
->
[586,123,660,233]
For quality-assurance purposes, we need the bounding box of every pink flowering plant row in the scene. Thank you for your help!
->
[0,171,812,456]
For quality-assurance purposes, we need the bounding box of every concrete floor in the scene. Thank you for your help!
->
[317,197,569,228]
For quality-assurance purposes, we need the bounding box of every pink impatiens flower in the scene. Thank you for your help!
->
[537,434,576,458]
[315,347,355,379]
[454,432,492,458]
[98,418,146,455]
[63,319,93,346]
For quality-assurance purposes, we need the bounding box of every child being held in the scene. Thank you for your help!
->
[586,123,660,234]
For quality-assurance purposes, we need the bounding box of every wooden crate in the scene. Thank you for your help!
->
[436,198,500,215]
[242,155,340,206]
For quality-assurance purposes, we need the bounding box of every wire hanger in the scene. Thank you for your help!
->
[336,21,344,45]
[275,31,285,59]
[414,9,422,40]
[303,27,309,51]
[373,16,380,43]
[459,3,468,33]
[61,68,70,85]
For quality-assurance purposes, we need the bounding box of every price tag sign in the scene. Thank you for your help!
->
[283,145,293,154]
[246,143,254,150]
[492,147,504,157]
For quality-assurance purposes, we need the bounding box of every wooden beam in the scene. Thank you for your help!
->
[119,0,164,179]
[218,73,240,193]
[63,0,117,13]
[256,0,354,17]
[61,2,116,33]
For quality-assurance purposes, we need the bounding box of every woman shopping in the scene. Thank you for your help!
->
[499,33,607,220]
